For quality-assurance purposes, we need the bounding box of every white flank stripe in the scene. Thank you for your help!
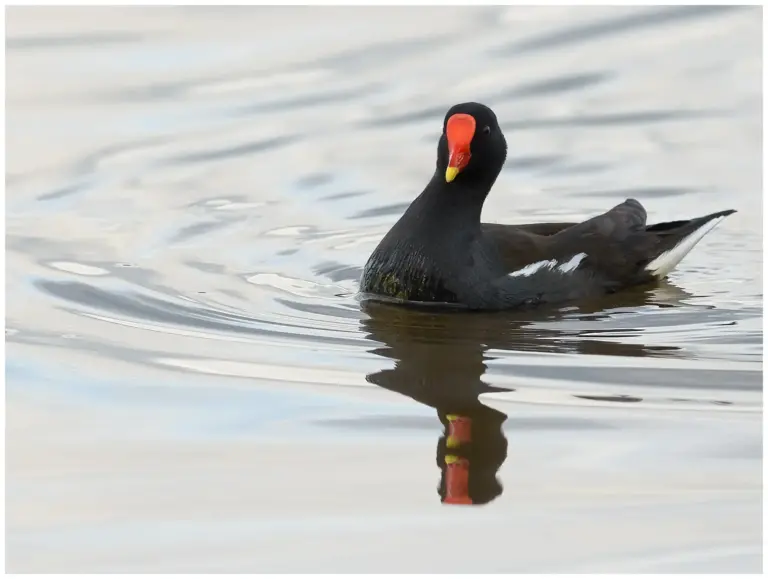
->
[646,216,726,278]
[557,252,587,273]
[509,253,588,278]
[508,259,556,277]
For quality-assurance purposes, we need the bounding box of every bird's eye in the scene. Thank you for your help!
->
[482,125,492,135]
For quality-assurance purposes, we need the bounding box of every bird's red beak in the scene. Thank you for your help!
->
[445,113,476,183]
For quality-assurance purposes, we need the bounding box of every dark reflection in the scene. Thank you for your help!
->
[359,286,691,506]
[361,301,511,506]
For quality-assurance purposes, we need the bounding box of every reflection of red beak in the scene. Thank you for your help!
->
[443,414,473,505]
[445,114,475,183]
[446,414,473,448]
[444,455,472,505]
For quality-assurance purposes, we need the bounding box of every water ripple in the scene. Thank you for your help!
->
[492,6,747,56]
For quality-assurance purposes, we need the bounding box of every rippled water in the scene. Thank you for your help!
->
[6,6,763,573]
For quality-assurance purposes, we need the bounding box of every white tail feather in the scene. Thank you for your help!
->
[645,216,725,278]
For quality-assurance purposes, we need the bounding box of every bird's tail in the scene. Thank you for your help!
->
[643,209,736,279]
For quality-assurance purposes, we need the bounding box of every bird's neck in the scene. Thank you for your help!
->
[411,171,490,229]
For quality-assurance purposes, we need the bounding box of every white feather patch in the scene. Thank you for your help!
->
[509,253,587,278]
[645,216,725,278]
[557,252,587,273]
[508,259,555,277]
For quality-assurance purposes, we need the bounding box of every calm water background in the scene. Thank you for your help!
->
[6,6,763,573]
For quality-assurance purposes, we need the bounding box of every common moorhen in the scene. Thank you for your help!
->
[360,102,735,311]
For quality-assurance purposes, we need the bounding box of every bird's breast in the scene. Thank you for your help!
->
[360,251,460,304]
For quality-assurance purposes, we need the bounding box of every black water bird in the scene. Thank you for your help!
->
[360,102,735,311]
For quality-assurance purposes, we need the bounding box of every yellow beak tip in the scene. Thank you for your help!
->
[445,167,459,183]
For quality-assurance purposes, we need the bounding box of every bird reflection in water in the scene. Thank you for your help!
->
[359,283,690,506]
[361,301,511,506]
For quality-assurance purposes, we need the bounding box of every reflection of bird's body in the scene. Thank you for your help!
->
[360,302,509,506]
[359,284,688,506]
[360,102,735,311]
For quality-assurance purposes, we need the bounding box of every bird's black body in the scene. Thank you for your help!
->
[360,102,736,311]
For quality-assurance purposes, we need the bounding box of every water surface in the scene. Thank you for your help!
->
[6,6,762,573]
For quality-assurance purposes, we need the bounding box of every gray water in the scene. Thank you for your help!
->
[6,6,763,573]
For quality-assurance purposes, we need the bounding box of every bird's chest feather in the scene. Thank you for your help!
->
[359,242,466,304]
